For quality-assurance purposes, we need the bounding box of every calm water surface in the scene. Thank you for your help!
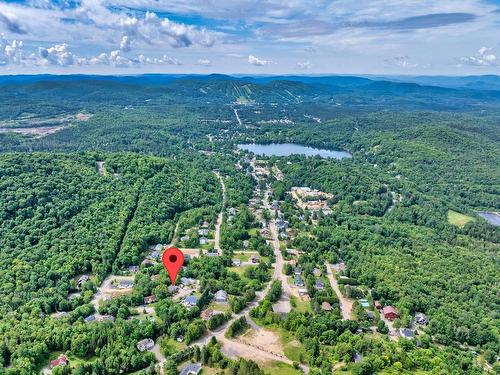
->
[237,143,352,159]
[477,211,500,227]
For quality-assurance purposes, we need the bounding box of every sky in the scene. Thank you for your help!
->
[0,0,500,75]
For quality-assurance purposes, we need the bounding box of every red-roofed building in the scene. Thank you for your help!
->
[50,354,68,368]
[383,306,399,320]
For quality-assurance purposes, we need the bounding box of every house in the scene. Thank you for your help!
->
[84,315,96,323]
[359,299,370,308]
[321,302,332,311]
[315,280,325,290]
[118,280,134,289]
[415,313,429,325]
[180,235,190,242]
[260,228,271,237]
[276,219,288,231]
[383,306,399,320]
[176,335,184,342]
[50,354,68,368]
[312,268,322,277]
[128,265,139,274]
[367,311,375,320]
[279,232,288,240]
[99,315,115,322]
[151,274,160,282]
[214,290,228,303]
[251,255,259,263]
[232,259,242,267]
[180,363,202,375]
[199,237,208,245]
[180,277,197,286]
[260,220,267,228]
[150,251,160,259]
[229,207,237,215]
[243,240,250,249]
[271,201,279,210]
[399,328,415,339]
[374,300,382,310]
[153,244,164,252]
[294,267,302,276]
[298,287,308,296]
[294,276,304,287]
[201,221,210,228]
[200,309,215,320]
[168,285,179,294]
[205,250,219,257]
[136,338,155,352]
[198,228,209,236]
[354,353,363,363]
[77,275,89,288]
[183,295,198,308]
[144,295,157,304]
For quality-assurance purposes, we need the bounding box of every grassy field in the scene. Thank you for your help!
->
[261,361,302,375]
[290,295,312,313]
[228,265,254,276]
[207,301,231,313]
[448,210,475,228]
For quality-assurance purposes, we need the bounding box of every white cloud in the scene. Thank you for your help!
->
[196,58,211,66]
[391,56,419,68]
[119,35,131,52]
[248,55,273,66]
[296,60,312,69]
[459,46,498,66]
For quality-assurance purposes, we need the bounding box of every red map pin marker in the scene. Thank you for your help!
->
[162,247,184,286]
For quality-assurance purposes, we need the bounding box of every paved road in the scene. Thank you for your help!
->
[213,171,225,251]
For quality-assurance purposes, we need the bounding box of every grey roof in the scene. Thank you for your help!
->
[184,295,198,305]
[84,315,96,323]
[180,363,202,375]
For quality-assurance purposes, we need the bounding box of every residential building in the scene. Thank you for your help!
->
[298,287,308,296]
[321,302,332,311]
[399,328,415,339]
[180,363,202,375]
[180,235,190,242]
[199,237,208,245]
[232,259,242,267]
[118,280,134,289]
[415,313,429,325]
[183,295,198,308]
[50,354,68,368]
[198,228,209,236]
[251,255,259,263]
[84,315,96,323]
[313,268,322,277]
[294,275,304,287]
[128,265,139,274]
[315,280,325,290]
[144,295,157,304]
[383,306,399,320]
[136,338,154,352]
[214,290,228,303]
[76,275,89,289]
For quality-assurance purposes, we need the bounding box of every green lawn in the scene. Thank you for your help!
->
[261,361,302,375]
[290,295,311,313]
[448,210,475,228]
[228,265,254,276]
[207,301,231,313]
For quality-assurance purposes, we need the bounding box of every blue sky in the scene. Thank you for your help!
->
[0,0,500,75]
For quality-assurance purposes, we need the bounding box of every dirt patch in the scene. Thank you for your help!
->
[76,113,92,121]
[0,125,66,137]
[240,327,285,357]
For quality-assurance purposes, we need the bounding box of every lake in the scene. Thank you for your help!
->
[237,143,352,159]
[477,211,500,227]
